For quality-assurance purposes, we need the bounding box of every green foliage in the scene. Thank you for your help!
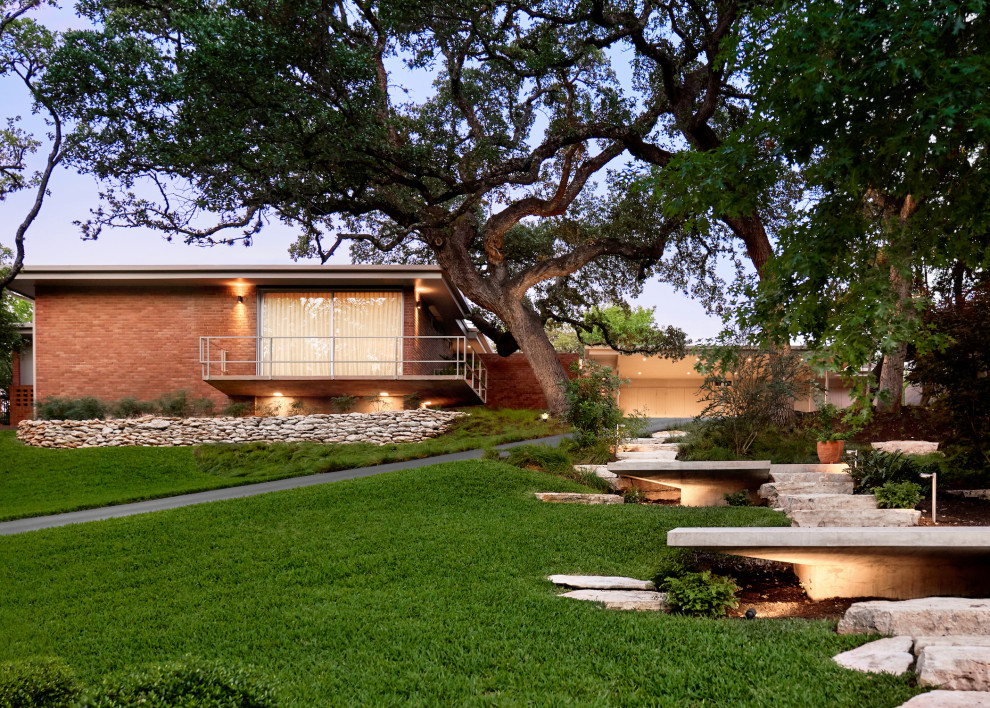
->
[480,448,501,462]
[550,304,688,356]
[874,481,922,510]
[152,390,190,417]
[677,419,818,464]
[504,444,572,474]
[813,403,844,443]
[696,348,815,456]
[2,458,917,706]
[329,396,358,414]
[745,0,990,375]
[662,571,740,618]
[621,486,645,504]
[0,657,80,708]
[35,396,106,421]
[221,401,251,418]
[851,451,921,492]
[560,361,626,448]
[723,491,753,507]
[909,286,990,472]
[566,437,614,466]
[86,660,276,708]
[401,393,421,411]
[0,409,564,520]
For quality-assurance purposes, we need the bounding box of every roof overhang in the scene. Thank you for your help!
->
[9,264,476,322]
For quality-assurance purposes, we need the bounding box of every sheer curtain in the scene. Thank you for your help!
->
[334,292,403,376]
[261,293,334,376]
[261,291,402,376]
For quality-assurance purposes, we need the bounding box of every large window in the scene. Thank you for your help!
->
[260,291,403,376]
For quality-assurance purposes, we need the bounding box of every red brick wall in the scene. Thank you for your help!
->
[35,284,258,405]
[480,353,580,410]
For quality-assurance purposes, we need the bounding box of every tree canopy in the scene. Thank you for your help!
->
[44,0,789,411]
[742,0,990,408]
[1,0,65,295]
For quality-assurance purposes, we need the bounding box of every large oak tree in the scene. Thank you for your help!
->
[47,0,784,412]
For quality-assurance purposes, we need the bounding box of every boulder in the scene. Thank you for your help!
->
[873,441,940,455]
[917,646,990,690]
[839,598,990,636]
[833,636,915,675]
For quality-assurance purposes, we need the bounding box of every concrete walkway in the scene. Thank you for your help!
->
[1,418,689,537]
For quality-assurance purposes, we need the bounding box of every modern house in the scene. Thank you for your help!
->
[7,265,498,422]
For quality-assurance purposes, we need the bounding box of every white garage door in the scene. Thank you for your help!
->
[619,387,704,418]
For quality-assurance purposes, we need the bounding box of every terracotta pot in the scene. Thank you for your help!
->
[816,440,845,464]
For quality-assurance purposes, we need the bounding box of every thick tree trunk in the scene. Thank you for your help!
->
[501,301,571,414]
[875,264,912,414]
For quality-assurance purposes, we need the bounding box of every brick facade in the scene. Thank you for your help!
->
[32,284,433,407]
[480,353,580,410]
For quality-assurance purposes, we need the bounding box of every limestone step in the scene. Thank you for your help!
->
[770,463,849,475]
[618,443,681,453]
[917,645,990,690]
[548,574,654,590]
[759,480,855,505]
[833,636,914,675]
[778,494,877,512]
[559,589,670,611]
[534,493,623,504]
[769,471,853,484]
[898,691,990,707]
[614,450,679,460]
[788,509,921,527]
[838,597,990,636]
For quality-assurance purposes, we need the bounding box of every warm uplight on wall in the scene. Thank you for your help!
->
[379,391,389,397]
[237,295,244,304]
[637,371,642,375]
[273,392,283,397]
[421,401,432,408]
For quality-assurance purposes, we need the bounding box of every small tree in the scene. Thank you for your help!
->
[696,348,815,456]
[560,361,626,449]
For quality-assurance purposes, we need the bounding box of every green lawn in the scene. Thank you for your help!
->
[0,460,923,706]
[0,408,564,520]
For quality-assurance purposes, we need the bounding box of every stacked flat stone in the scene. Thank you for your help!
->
[16,410,465,448]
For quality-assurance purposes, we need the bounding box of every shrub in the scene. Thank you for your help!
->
[85,659,277,708]
[874,481,923,509]
[662,571,740,618]
[191,398,216,417]
[152,390,190,417]
[566,437,614,465]
[621,486,644,504]
[696,347,816,456]
[723,490,752,506]
[851,450,920,492]
[0,657,80,708]
[402,393,421,410]
[560,361,626,448]
[36,396,106,421]
[505,444,572,474]
[222,401,252,417]
[109,397,148,419]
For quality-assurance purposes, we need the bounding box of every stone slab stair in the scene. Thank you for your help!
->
[762,463,920,528]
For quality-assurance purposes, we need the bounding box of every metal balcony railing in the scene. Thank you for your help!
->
[199,335,487,402]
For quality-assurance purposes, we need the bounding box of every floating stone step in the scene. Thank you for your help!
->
[833,636,914,675]
[618,443,681,453]
[789,509,921,528]
[777,494,877,513]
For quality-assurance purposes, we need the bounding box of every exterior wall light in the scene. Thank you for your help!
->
[237,295,244,304]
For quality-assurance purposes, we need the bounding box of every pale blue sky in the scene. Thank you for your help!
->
[2,3,727,340]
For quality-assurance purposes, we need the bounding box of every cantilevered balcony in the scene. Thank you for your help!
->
[199,335,487,403]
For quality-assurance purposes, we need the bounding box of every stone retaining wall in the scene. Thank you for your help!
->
[16,410,466,448]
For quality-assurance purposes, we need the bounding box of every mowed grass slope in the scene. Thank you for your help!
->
[0,409,563,520]
[0,461,921,707]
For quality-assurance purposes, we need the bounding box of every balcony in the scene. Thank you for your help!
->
[199,336,487,403]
